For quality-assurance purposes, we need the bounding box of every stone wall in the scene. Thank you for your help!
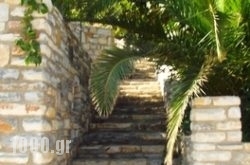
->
[0,0,92,164]
[68,22,114,60]
[183,96,250,165]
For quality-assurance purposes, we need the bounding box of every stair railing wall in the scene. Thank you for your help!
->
[183,96,250,165]
[161,76,250,164]
[0,1,113,164]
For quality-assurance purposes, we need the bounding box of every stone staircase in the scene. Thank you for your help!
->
[73,59,166,165]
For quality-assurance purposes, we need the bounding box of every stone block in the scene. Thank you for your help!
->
[97,28,112,36]
[98,38,107,45]
[148,159,163,165]
[226,131,242,142]
[216,121,241,131]
[32,18,52,35]
[45,107,56,119]
[0,92,21,102]
[0,68,19,79]
[0,152,28,164]
[25,104,45,113]
[40,44,52,57]
[191,122,214,131]
[0,33,19,42]
[193,143,216,151]
[0,44,10,66]
[5,0,20,5]
[244,143,250,151]
[241,155,250,165]
[7,21,21,33]
[64,119,70,129]
[11,57,26,66]
[141,145,164,153]
[231,152,250,164]
[24,91,44,102]
[11,45,24,56]
[108,37,113,45]
[52,119,64,130]
[192,97,212,106]
[0,82,46,91]
[120,145,141,153]
[191,108,226,121]
[0,118,17,134]
[0,103,46,116]
[22,118,52,132]
[105,146,121,153]
[32,151,54,164]
[191,151,231,161]
[193,163,215,165]
[212,96,241,106]
[48,14,56,26]
[110,159,147,165]
[0,134,48,150]
[191,132,226,143]
[10,6,25,17]
[74,159,109,165]
[217,144,243,150]
[0,3,9,22]
[0,22,5,32]
[22,70,44,81]
[228,107,241,119]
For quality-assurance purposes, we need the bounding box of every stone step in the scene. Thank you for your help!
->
[119,86,160,91]
[77,153,163,160]
[119,84,161,94]
[129,73,156,79]
[111,106,165,114]
[118,94,162,100]
[119,89,162,94]
[117,94,163,99]
[90,120,165,132]
[82,131,166,145]
[78,144,164,155]
[134,61,156,70]
[73,58,166,165]
[116,97,164,106]
[82,139,165,146]
[118,85,162,92]
[119,91,161,95]
[73,157,163,165]
[92,113,166,123]
[120,79,159,85]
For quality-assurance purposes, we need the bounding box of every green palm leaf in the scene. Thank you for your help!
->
[209,1,226,62]
[90,47,141,116]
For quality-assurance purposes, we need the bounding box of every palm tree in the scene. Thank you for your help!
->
[54,0,250,164]
[90,0,250,165]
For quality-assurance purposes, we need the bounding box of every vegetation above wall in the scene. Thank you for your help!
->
[16,0,48,65]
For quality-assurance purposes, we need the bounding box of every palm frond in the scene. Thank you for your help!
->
[209,2,226,62]
[90,47,142,116]
[164,56,216,165]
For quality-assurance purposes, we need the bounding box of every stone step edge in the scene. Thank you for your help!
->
[90,121,165,128]
[72,157,163,165]
[83,132,166,141]
[76,153,163,160]
[79,144,164,153]
[93,114,166,123]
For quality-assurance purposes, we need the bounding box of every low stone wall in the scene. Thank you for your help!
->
[183,96,250,165]
[0,1,91,164]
